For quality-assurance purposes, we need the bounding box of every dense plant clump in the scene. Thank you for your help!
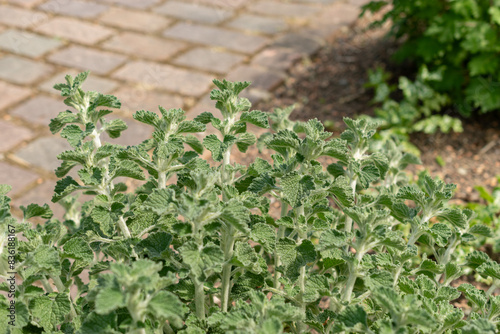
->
[1,72,500,333]
[363,0,500,133]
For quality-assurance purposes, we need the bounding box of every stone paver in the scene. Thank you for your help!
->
[48,46,127,75]
[252,48,302,70]
[35,17,114,45]
[114,86,184,113]
[248,2,320,17]
[40,71,119,94]
[113,61,213,96]
[10,95,64,126]
[0,81,31,109]
[0,120,33,151]
[0,5,48,29]
[0,162,39,196]
[172,47,245,74]
[0,0,365,203]
[38,0,108,18]
[0,29,62,58]
[15,136,72,172]
[99,0,162,9]
[0,55,53,84]
[227,14,287,34]
[99,7,171,32]
[272,33,323,55]
[163,23,269,54]
[154,2,233,24]
[226,65,286,91]
[187,0,247,9]
[103,32,187,61]
[7,0,45,8]
[13,180,65,218]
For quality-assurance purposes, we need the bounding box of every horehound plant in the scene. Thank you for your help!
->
[0,72,499,333]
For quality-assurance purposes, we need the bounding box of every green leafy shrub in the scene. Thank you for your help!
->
[1,72,500,333]
[363,0,500,123]
[366,66,462,143]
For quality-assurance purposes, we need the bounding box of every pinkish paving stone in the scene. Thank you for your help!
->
[0,162,39,196]
[103,32,187,61]
[0,81,31,109]
[113,61,213,96]
[227,14,286,34]
[172,47,245,74]
[247,1,320,17]
[38,0,108,18]
[226,65,285,91]
[114,86,184,114]
[99,7,171,32]
[15,136,72,172]
[0,120,33,151]
[154,1,233,24]
[0,55,53,84]
[35,17,114,45]
[9,95,64,126]
[40,71,119,95]
[13,180,65,218]
[6,0,44,8]
[186,0,246,9]
[252,48,301,70]
[315,2,360,27]
[48,46,127,75]
[0,5,49,29]
[98,0,161,9]
[0,29,62,58]
[163,23,269,54]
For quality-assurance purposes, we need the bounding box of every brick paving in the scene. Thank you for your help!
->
[0,0,368,215]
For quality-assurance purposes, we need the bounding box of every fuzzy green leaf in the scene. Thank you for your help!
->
[137,232,172,259]
[133,110,160,127]
[239,110,269,128]
[250,223,276,253]
[21,203,53,220]
[63,237,94,262]
[95,285,125,314]
[177,120,206,134]
[52,176,83,203]
[105,119,127,139]
[29,293,71,331]
[236,132,256,153]
[148,291,187,327]
[180,241,224,278]
[220,199,251,233]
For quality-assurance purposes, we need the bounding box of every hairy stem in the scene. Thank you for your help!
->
[274,201,288,289]
[51,275,77,319]
[341,247,364,304]
[193,276,206,320]
[296,205,307,333]
[41,277,53,293]
[221,230,235,312]
[118,216,132,239]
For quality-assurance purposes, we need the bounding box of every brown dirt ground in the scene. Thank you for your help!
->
[254,13,500,205]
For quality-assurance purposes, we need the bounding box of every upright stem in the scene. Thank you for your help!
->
[51,275,77,319]
[220,131,235,312]
[274,202,288,289]
[341,247,364,305]
[118,216,132,239]
[296,205,307,333]
[221,229,235,312]
[193,276,206,320]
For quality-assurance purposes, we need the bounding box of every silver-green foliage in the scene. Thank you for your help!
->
[0,72,499,333]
